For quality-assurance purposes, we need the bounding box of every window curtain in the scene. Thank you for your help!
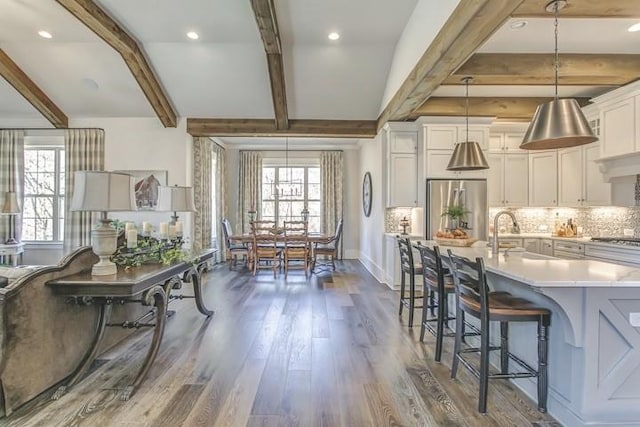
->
[212,143,227,261]
[192,137,213,252]
[237,151,262,233]
[320,151,343,255]
[0,130,25,242]
[64,129,105,253]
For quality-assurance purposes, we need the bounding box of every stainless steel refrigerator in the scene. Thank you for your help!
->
[425,179,487,240]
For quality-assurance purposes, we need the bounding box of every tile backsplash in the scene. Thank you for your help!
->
[387,206,640,237]
[489,207,640,237]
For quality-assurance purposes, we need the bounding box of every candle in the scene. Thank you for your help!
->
[175,221,183,235]
[142,221,152,235]
[159,222,168,239]
[168,225,177,239]
[126,229,137,248]
[125,222,135,232]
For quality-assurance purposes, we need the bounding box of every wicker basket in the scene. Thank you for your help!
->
[433,237,478,247]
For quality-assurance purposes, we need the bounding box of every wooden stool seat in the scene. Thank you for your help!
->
[460,293,551,319]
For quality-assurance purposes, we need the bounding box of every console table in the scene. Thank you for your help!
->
[0,243,24,266]
[46,248,215,401]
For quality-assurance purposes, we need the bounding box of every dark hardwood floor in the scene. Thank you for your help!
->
[5,261,560,426]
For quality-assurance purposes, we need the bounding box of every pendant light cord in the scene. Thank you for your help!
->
[554,1,559,100]
[465,77,469,142]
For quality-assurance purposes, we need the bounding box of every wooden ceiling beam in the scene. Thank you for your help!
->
[56,0,177,128]
[251,0,288,130]
[446,53,640,86]
[0,48,68,128]
[187,118,376,138]
[377,0,526,130]
[514,0,640,18]
[411,96,591,120]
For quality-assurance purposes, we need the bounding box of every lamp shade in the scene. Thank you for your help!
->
[70,171,136,212]
[156,186,196,212]
[2,191,20,214]
[446,141,489,171]
[520,99,597,150]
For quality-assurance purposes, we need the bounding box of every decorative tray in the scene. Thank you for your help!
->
[433,237,478,247]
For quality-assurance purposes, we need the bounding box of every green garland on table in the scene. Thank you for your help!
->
[110,235,189,270]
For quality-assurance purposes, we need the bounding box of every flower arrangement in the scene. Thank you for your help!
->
[111,235,189,270]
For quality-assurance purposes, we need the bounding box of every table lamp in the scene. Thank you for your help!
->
[70,171,136,276]
[156,185,196,223]
[1,191,20,244]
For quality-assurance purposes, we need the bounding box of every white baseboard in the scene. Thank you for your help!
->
[357,251,385,284]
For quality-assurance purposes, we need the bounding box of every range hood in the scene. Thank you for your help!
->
[594,152,640,182]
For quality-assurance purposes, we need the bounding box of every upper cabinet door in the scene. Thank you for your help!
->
[389,131,417,154]
[558,146,583,207]
[503,133,526,152]
[387,153,418,207]
[529,151,558,207]
[601,98,636,158]
[488,134,504,152]
[426,126,458,150]
[583,143,611,206]
[503,154,528,207]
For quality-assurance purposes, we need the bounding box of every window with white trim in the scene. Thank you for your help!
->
[23,146,65,241]
[261,166,321,232]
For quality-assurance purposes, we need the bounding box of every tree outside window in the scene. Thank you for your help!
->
[23,147,65,241]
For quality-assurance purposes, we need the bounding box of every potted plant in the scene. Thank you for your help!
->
[441,204,470,230]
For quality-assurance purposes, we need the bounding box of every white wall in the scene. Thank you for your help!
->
[358,135,385,281]
[69,117,195,241]
[380,0,460,113]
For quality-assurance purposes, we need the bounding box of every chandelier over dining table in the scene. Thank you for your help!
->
[275,137,302,198]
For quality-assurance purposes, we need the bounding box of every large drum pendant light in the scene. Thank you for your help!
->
[446,76,489,171]
[520,0,597,150]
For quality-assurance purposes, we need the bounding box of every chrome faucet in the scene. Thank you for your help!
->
[492,210,520,254]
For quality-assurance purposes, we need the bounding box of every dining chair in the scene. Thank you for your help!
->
[251,220,281,278]
[283,220,310,278]
[311,219,343,272]
[221,218,249,270]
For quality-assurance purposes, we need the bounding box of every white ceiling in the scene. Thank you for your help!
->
[0,2,639,128]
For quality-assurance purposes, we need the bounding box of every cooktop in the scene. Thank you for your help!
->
[590,237,640,247]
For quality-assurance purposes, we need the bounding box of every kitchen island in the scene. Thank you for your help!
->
[415,241,640,427]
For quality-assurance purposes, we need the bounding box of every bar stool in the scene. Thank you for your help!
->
[416,244,457,362]
[447,250,551,414]
[397,237,423,327]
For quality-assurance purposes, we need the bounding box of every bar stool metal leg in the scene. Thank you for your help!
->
[500,321,509,374]
[399,270,405,317]
[435,291,445,362]
[451,305,463,379]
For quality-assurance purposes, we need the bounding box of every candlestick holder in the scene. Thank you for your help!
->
[399,216,410,235]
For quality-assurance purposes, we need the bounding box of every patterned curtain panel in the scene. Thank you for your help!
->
[213,143,227,261]
[64,129,105,253]
[237,151,262,233]
[192,137,213,252]
[0,130,25,242]
[321,151,344,254]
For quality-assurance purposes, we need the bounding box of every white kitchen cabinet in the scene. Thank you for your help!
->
[583,143,611,205]
[600,97,636,158]
[384,123,419,207]
[558,143,610,207]
[384,234,401,288]
[487,153,528,207]
[540,239,554,256]
[524,238,540,254]
[426,125,489,150]
[529,151,558,207]
[425,150,487,179]
[388,153,418,207]
[498,238,523,248]
[488,132,525,153]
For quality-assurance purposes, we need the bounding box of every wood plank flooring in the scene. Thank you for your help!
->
[4,261,561,427]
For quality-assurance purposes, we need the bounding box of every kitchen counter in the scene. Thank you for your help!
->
[412,241,640,427]
[418,241,640,288]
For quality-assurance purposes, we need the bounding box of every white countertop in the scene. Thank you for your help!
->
[415,240,640,288]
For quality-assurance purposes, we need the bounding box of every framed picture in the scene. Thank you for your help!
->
[115,170,168,210]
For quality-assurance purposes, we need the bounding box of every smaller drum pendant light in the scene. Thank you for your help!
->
[446,77,489,171]
[520,0,597,150]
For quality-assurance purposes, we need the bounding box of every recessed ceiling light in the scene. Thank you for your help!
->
[81,78,99,91]
[186,31,199,40]
[328,32,340,41]
[629,22,640,32]
[509,20,527,30]
[38,30,52,39]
